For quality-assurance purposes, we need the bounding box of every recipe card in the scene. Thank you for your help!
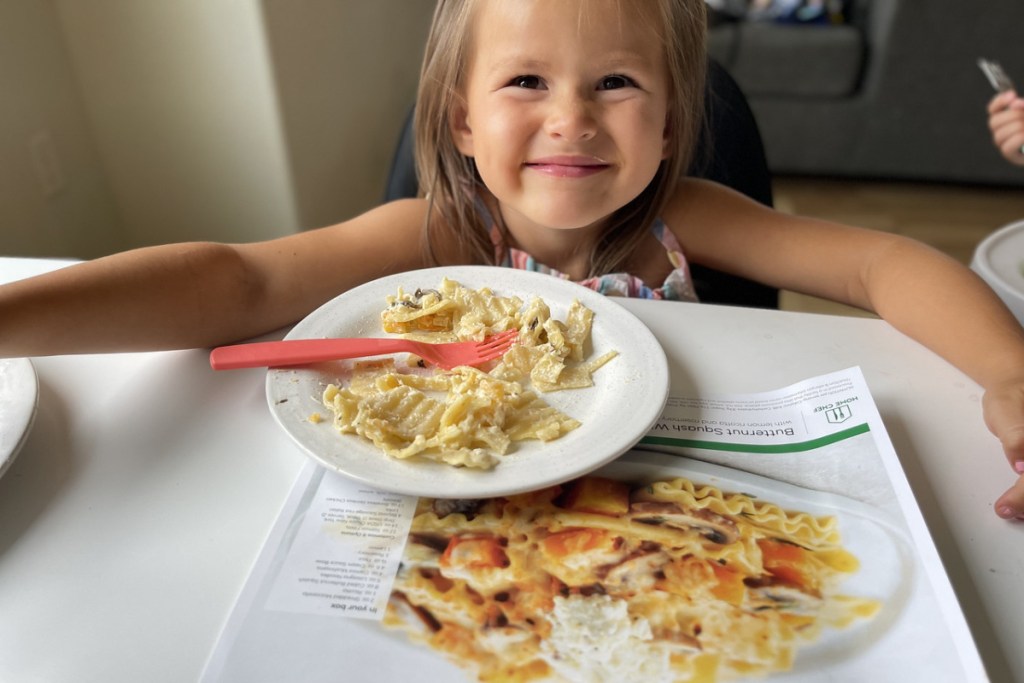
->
[640,368,908,514]
[200,367,987,683]
[262,472,415,619]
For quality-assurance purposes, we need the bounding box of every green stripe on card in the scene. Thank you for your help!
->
[638,423,870,454]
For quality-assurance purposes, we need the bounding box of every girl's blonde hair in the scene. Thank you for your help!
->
[414,0,707,276]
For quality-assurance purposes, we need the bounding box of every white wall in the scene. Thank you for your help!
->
[0,1,433,259]
[54,0,301,248]
[0,1,125,258]
[261,1,435,230]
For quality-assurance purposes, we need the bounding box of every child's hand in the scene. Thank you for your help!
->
[982,378,1024,520]
[987,90,1024,167]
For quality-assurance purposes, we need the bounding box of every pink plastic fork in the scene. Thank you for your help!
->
[209,329,518,371]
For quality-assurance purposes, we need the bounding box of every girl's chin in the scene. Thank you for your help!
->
[505,203,618,233]
[518,214,608,233]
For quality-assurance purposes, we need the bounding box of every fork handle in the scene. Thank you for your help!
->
[210,338,411,370]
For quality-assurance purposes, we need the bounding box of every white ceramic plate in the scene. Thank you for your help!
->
[0,358,39,480]
[266,265,669,498]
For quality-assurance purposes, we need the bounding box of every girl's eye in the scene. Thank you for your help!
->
[598,74,637,90]
[510,75,544,90]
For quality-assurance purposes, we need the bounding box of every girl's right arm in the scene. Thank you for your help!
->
[0,199,431,358]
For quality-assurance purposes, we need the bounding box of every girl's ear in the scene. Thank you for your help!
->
[450,99,475,157]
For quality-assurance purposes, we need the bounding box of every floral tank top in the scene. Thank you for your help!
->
[489,217,698,302]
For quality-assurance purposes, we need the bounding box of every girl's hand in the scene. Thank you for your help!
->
[982,378,1024,520]
[987,90,1024,167]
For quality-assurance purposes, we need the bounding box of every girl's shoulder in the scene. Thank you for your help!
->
[661,177,791,257]
[662,178,745,235]
[334,197,431,245]
[663,177,779,229]
[334,198,479,266]
[283,198,433,273]
[355,197,431,226]
[664,177,751,215]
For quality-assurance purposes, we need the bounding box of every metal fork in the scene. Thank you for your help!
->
[209,329,518,371]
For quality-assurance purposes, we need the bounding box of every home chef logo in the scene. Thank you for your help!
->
[813,396,857,424]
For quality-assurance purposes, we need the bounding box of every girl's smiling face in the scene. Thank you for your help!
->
[450,0,671,244]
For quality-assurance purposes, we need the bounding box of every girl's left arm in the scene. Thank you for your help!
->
[669,179,1024,520]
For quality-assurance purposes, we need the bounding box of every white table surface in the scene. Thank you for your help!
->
[0,256,1020,683]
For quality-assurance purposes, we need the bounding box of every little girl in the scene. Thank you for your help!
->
[3,0,1024,520]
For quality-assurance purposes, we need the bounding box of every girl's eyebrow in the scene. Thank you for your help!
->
[486,51,653,74]
[486,56,548,73]
[601,52,655,71]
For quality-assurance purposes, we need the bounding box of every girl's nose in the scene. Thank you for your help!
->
[545,93,597,142]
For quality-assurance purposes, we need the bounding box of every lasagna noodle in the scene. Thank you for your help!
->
[321,278,615,468]
[323,363,582,469]
[384,475,880,682]
[642,478,843,546]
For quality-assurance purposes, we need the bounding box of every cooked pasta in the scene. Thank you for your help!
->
[384,474,880,682]
[321,278,617,468]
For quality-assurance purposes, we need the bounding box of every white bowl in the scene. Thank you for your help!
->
[971,219,1024,325]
